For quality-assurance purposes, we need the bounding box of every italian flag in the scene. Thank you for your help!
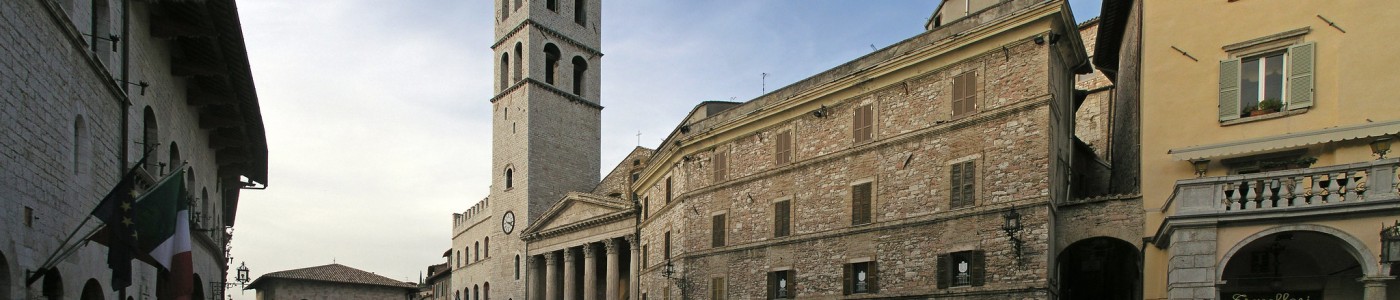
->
[134,169,194,300]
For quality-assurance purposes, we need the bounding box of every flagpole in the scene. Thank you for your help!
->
[26,152,153,285]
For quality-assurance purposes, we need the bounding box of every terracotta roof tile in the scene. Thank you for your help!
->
[248,263,416,289]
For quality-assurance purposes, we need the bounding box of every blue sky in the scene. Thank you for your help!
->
[230,1,1100,295]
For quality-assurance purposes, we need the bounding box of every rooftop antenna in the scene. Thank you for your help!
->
[870,44,877,51]
[762,73,769,95]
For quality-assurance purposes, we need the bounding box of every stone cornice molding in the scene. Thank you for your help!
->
[490,78,603,110]
[492,19,603,58]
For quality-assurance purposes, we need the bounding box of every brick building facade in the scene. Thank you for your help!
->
[2,0,268,299]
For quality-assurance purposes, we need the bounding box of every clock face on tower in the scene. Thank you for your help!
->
[502,211,516,234]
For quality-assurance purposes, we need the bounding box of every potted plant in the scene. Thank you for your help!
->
[1252,98,1283,116]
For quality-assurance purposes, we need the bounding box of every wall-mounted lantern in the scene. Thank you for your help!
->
[1371,137,1392,159]
[1382,221,1400,263]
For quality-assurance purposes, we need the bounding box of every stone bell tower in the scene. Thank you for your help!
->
[484,0,602,299]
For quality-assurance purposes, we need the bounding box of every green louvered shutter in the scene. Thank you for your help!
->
[1288,42,1316,109]
[1219,58,1242,122]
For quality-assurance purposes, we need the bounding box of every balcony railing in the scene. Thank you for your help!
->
[1168,158,1399,216]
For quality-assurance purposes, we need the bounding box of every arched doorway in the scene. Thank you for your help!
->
[41,269,63,299]
[81,278,104,300]
[1059,237,1138,300]
[0,250,10,300]
[1219,230,1364,299]
[192,274,204,300]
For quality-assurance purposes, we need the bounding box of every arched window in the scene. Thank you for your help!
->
[574,0,586,25]
[514,255,520,279]
[572,56,588,96]
[504,168,513,189]
[501,0,509,20]
[168,142,181,173]
[91,0,111,65]
[41,269,63,299]
[474,284,480,300]
[543,44,561,85]
[513,42,523,82]
[484,237,490,257]
[201,188,211,226]
[81,278,102,300]
[484,282,490,300]
[500,53,510,91]
[142,107,159,170]
[475,241,480,261]
[456,290,461,300]
[73,115,89,176]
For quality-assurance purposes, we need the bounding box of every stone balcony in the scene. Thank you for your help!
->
[1152,158,1400,247]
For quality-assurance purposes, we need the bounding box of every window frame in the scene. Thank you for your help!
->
[948,159,977,209]
[952,71,978,117]
[767,269,795,299]
[842,261,878,294]
[711,212,727,248]
[773,199,791,238]
[1217,31,1314,123]
[852,104,875,144]
[713,148,728,183]
[937,250,985,288]
[850,180,874,226]
[775,130,793,165]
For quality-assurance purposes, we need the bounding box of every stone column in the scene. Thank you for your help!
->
[606,238,620,300]
[531,255,544,300]
[626,234,640,300]
[1361,276,1394,300]
[564,249,577,300]
[546,253,560,300]
[583,243,597,300]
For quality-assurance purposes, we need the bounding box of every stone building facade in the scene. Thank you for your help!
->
[248,264,417,300]
[1,0,268,299]
[1096,0,1400,299]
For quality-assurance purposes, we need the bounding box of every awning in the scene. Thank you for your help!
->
[1168,119,1400,161]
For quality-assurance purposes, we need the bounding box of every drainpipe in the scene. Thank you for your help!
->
[117,0,131,178]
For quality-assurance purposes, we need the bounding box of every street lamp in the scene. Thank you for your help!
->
[1002,207,1024,262]
[236,262,250,285]
[1371,137,1393,159]
[1382,221,1400,263]
[661,260,677,279]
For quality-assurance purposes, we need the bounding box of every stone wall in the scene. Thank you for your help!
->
[257,280,412,300]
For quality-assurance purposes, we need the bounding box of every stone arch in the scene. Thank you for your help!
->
[1058,236,1139,300]
[41,268,63,299]
[484,282,490,300]
[192,273,204,300]
[91,0,112,64]
[543,43,561,85]
[142,106,159,170]
[571,56,588,96]
[500,53,510,91]
[0,250,10,300]
[1218,223,1380,278]
[505,167,514,190]
[81,278,103,300]
[168,142,181,172]
[513,42,523,83]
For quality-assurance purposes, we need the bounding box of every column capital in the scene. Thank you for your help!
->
[625,234,639,250]
[564,249,576,263]
[1360,276,1396,284]
[545,253,558,266]
[583,243,596,258]
[605,238,619,254]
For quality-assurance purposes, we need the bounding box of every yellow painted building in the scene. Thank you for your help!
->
[1097,1,1400,299]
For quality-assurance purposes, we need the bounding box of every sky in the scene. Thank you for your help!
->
[228,0,1099,297]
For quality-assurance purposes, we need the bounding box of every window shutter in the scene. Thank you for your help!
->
[774,201,790,237]
[786,270,796,298]
[868,261,879,293]
[767,272,776,299]
[852,183,871,225]
[962,161,976,207]
[713,151,727,182]
[1288,42,1316,109]
[853,105,864,142]
[964,71,977,114]
[971,251,986,287]
[1219,58,1242,121]
[936,254,949,289]
[712,214,725,247]
[950,163,963,207]
[842,264,853,295]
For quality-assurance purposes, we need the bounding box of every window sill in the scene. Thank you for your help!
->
[1221,108,1308,126]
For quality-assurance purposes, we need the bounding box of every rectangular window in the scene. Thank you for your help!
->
[949,161,976,209]
[712,214,727,247]
[851,182,872,225]
[713,150,728,182]
[852,104,874,143]
[937,250,985,288]
[775,131,793,165]
[24,206,33,227]
[842,261,878,294]
[664,231,672,260]
[952,71,977,117]
[644,196,650,219]
[1218,42,1314,121]
[773,200,791,238]
[767,270,795,299]
[710,277,726,300]
[642,244,649,267]
[665,177,673,203]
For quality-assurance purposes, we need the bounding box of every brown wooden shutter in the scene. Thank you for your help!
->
[774,201,791,237]
[766,272,777,299]
[936,254,949,289]
[664,231,671,259]
[712,214,726,247]
[962,161,976,207]
[714,150,727,182]
[971,250,986,287]
[1288,42,1316,109]
[868,261,879,293]
[863,105,874,141]
[852,183,871,225]
[842,264,853,295]
[949,163,963,207]
[776,131,792,164]
[665,177,672,203]
[1219,58,1242,121]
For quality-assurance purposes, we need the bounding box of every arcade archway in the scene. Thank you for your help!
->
[1059,237,1138,300]
[1219,230,1364,299]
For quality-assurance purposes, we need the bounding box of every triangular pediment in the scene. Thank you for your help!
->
[522,192,632,236]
